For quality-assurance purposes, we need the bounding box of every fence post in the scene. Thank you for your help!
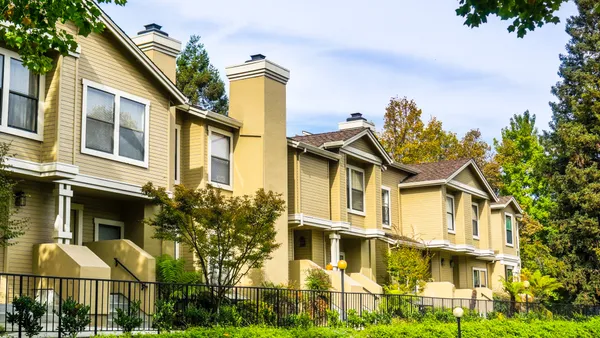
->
[94,280,99,336]
[18,275,22,338]
[526,295,529,314]
[58,278,63,338]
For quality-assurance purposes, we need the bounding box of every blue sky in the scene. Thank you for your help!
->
[101,0,577,143]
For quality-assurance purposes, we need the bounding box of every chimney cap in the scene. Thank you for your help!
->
[247,54,267,62]
[347,112,366,122]
[138,23,169,37]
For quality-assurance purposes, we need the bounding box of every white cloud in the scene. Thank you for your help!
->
[103,0,577,142]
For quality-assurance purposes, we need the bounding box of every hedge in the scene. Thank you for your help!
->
[97,317,600,338]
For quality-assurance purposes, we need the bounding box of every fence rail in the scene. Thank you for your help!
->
[0,272,597,337]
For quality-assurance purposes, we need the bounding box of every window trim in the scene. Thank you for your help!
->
[346,164,366,216]
[207,125,233,191]
[446,195,455,234]
[472,267,488,288]
[93,218,124,242]
[472,203,480,240]
[505,212,514,247]
[381,186,392,229]
[174,124,181,185]
[81,79,151,168]
[505,265,514,281]
[0,48,45,141]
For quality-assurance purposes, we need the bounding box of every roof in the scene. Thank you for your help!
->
[290,127,365,147]
[491,196,524,214]
[402,158,471,183]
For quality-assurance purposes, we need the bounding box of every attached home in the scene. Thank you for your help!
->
[0,5,520,301]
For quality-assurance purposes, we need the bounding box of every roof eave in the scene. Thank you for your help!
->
[178,105,242,129]
[287,139,341,161]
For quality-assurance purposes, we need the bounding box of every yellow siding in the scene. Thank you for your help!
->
[329,154,346,222]
[311,230,325,267]
[287,150,298,214]
[453,167,485,191]
[72,194,129,244]
[382,169,408,232]
[299,153,330,219]
[41,57,61,163]
[347,136,378,154]
[181,116,206,190]
[57,55,77,164]
[400,186,444,241]
[293,230,312,260]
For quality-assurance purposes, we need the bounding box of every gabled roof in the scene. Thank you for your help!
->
[491,196,524,214]
[290,128,365,147]
[400,158,499,202]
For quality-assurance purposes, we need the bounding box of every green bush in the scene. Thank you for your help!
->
[6,296,45,338]
[326,309,341,328]
[304,268,332,291]
[56,297,91,338]
[114,300,143,334]
[153,300,175,332]
[181,305,212,328]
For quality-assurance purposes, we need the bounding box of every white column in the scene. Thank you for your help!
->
[53,183,73,244]
[329,233,340,269]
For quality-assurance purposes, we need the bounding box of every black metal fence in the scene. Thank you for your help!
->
[0,272,598,337]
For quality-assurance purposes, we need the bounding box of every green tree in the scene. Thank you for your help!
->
[385,241,431,294]
[544,0,600,305]
[522,269,563,302]
[142,184,285,308]
[0,0,126,74]
[455,0,570,37]
[155,254,201,284]
[176,35,228,114]
[0,142,26,246]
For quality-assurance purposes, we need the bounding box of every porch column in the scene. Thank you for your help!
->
[53,183,73,244]
[329,233,340,269]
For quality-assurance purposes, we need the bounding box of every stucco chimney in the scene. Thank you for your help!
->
[132,24,181,83]
[339,112,375,131]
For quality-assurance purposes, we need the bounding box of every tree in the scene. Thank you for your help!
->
[385,238,431,294]
[0,0,126,74]
[176,35,228,114]
[0,143,26,246]
[455,0,570,37]
[544,0,600,305]
[522,269,563,302]
[142,183,285,309]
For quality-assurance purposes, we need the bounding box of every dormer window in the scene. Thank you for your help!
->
[346,165,365,215]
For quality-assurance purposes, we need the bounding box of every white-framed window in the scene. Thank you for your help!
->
[472,203,479,239]
[0,48,45,141]
[446,195,455,233]
[505,213,514,246]
[346,164,365,215]
[381,186,391,228]
[174,124,181,185]
[473,268,487,288]
[93,218,124,241]
[505,265,514,281]
[81,79,150,168]
[208,126,233,190]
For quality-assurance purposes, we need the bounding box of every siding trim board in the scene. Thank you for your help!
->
[56,173,147,199]
[447,180,489,200]
[341,147,382,165]
[288,213,388,239]
[6,157,78,178]
[426,239,495,258]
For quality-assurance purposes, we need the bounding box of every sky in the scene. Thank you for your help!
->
[101,0,577,143]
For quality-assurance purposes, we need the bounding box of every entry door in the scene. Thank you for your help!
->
[70,204,84,245]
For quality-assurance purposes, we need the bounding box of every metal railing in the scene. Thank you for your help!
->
[0,272,597,337]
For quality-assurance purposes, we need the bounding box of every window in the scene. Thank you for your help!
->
[174,124,181,185]
[208,126,233,189]
[473,268,487,288]
[505,213,514,246]
[382,186,391,228]
[446,195,455,233]
[472,203,479,239]
[505,266,514,281]
[81,80,150,167]
[346,165,365,214]
[93,218,124,241]
[0,50,44,140]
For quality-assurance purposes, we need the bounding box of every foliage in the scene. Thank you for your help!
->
[216,305,243,327]
[544,0,600,305]
[114,300,143,333]
[6,296,45,338]
[143,184,285,309]
[176,35,228,114]
[156,254,201,284]
[326,309,341,328]
[260,282,299,319]
[153,300,175,332]
[0,143,27,247]
[455,0,570,38]
[55,297,91,338]
[182,305,213,328]
[0,0,127,74]
[304,268,332,291]
[385,243,430,294]
[522,269,563,302]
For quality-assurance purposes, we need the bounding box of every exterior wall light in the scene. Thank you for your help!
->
[14,191,26,207]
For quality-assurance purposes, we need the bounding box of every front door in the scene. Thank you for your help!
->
[70,204,84,245]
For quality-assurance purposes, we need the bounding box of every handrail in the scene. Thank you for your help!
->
[114,258,147,290]
[481,293,493,301]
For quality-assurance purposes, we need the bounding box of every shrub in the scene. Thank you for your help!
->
[6,296,45,338]
[305,268,332,291]
[114,300,143,334]
[235,301,276,326]
[216,305,242,327]
[56,297,91,338]
[182,305,212,328]
[346,309,363,329]
[326,309,341,328]
[282,312,313,329]
[152,300,175,332]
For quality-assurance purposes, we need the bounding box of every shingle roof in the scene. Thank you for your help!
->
[402,158,472,183]
[493,196,514,205]
[290,127,366,147]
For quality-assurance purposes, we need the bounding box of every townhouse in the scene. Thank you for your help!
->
[0,5,521,302]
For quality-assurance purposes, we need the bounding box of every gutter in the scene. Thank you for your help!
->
[177,105,243,129]
[287,140,341,161]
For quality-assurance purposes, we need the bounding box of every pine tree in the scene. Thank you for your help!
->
[545,0,600,305]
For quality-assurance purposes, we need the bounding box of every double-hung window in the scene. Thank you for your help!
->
[446,195,455,233]
[82,80,150,167]
[381,186,391,228]
[346,165,365,214]
[505,213,514,246]
[0,49,44,140]
[472,203,480,239]
[505,266,514,281]
[473,268,487,288]
[208,126,233,190]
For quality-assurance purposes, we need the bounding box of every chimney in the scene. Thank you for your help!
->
[225,55,290,284]
[132,23,181,83]
[338,112,375,131]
